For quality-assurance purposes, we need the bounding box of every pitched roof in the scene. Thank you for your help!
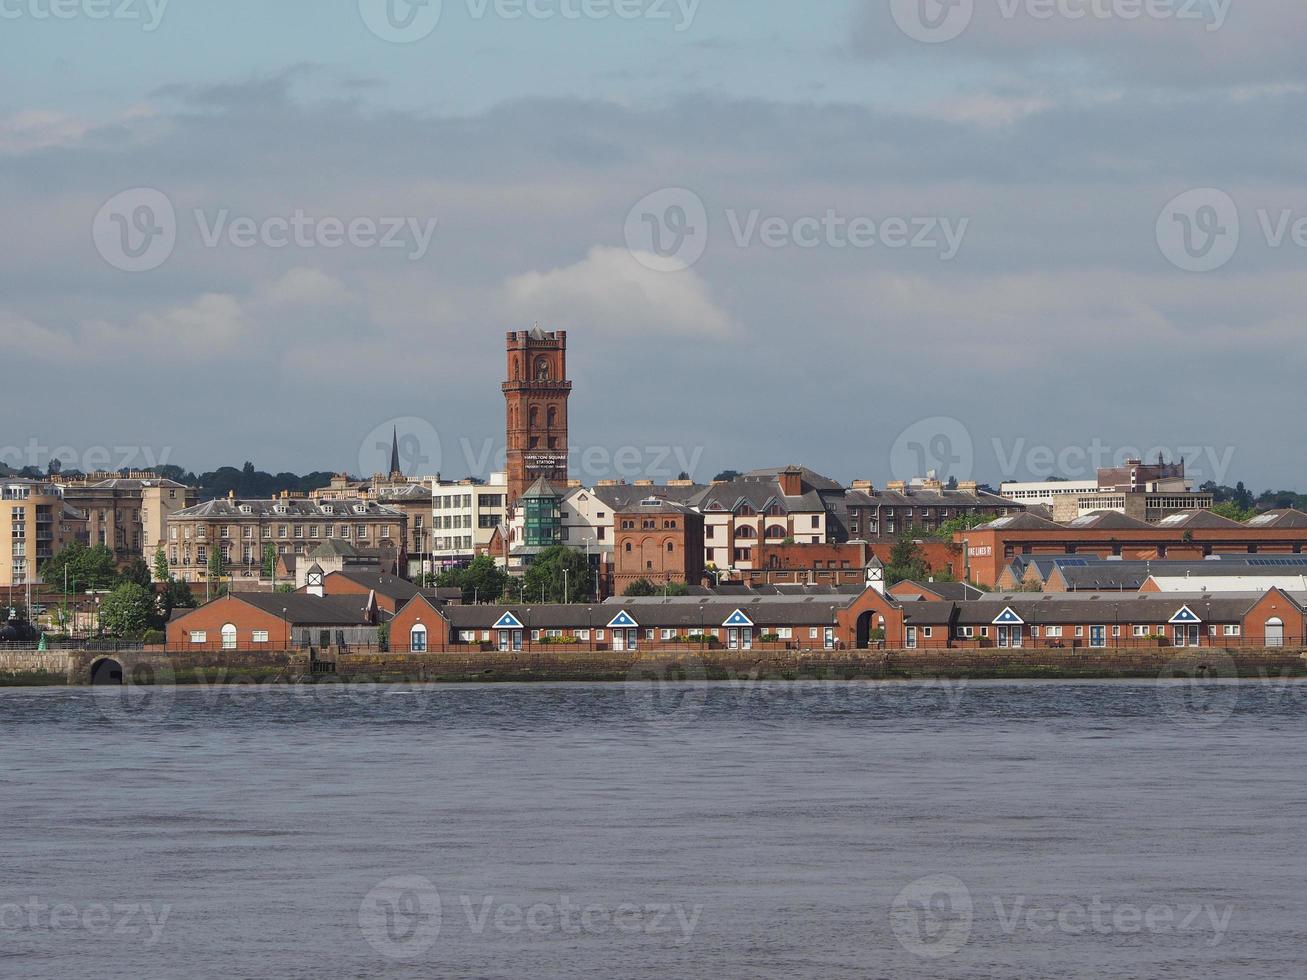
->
[332,570,449,606]
[173,498,403,520]
[520,477,562,500]
[981,513,1064,531]
[1063,511,1155,531]
[1155,510,1247,530]
[1246,509,1307,529]
[232,592,375,625]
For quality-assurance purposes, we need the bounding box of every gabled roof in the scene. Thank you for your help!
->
[229,592,375,626]
[1247,509,1307,529]
[1064,512,1155,531]
[980,513,1064,532]
[1155,510,1247,530]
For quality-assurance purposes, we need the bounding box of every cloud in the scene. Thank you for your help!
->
[851,0,1307,88]
[502,246,740,339]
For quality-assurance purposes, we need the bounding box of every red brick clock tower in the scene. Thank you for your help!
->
[504,325,572,506]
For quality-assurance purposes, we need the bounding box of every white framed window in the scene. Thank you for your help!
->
[1030,626,1040,638]
[923,627,933,638]
[809,628,819,639]
[1112,626,1121,638]
[980,627,989,637]
[1046,626,1063,638]
[595,630,605,641]
[1075,626,1084,638]
[961,626,974,638]
[1133,626,1148,637]
[252,631,269,644]
[189,631,207,644]
[1224,625,1241,637]
[777,628,792,639]
[577,630,590,641]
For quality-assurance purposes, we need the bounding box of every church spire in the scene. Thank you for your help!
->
[389,426,401,478]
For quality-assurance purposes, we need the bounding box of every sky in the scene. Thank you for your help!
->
[3,0,1305,491]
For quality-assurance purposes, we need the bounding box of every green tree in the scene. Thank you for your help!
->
[437,555,509,604]
[153,546,170,584]
[99,582,155,638]
[262,543,278,580]
[207,547,227,597]
[168,578,196,609]
[1211,501,1256,523]
[41,542,119,591]
[886,535,930,586]
[623,578,657,597]
[934,514,995,540]
[120,556,153,588]
[522,546,593,603]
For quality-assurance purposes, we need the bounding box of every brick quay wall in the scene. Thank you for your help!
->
[4,647,1306,686]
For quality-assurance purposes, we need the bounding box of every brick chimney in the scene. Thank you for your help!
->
[851,480,874,491]
[779,466,804,497]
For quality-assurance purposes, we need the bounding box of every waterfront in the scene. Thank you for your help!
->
[2,681,1304,979]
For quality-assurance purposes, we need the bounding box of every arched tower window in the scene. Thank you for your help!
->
[535,356,550,381]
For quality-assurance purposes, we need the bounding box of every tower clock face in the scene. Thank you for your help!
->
[534,356,550,380]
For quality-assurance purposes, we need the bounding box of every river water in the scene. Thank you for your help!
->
[1,679,1303,979]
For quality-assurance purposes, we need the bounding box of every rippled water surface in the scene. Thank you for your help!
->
[2,680,1304,979]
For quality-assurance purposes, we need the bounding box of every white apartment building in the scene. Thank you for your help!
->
[999,480,1099,506]
[432,474,509,566]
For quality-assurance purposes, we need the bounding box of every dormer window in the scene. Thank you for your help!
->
[239,505,252,514]
[322,505,334,515]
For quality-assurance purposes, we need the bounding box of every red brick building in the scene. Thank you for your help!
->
[954,510,1307,588]
[503,326,571,506]
[613,499,704,593]
[744,541,870,587]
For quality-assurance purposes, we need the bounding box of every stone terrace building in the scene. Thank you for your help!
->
[166,494,407,584]
[58,473,195,566]
[839,478,1021,542]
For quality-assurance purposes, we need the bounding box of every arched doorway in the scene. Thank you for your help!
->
[90,658,123,686]
[221,624,237,650]
[856,611,873,649]
[1266,618,1284,648]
